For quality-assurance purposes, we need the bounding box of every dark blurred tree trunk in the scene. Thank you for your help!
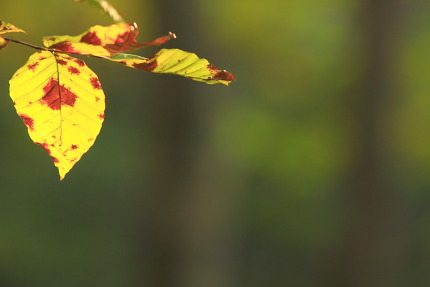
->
[332,1,408,286]
[143,1,202,284]
[136,1,235,287]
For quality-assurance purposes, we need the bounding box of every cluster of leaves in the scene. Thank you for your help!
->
[1,1,234,180]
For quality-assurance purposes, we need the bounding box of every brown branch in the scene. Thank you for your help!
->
[2,37,48,51]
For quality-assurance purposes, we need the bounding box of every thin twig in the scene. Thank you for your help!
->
[2,37,97,57]
[3,37,48,51]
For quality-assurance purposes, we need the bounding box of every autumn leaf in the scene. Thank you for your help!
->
[0,20,25,34]
[5,15,233,180]
[0,20,25,48]
[43,22,175,57]
[105,49,235,85]
[9,51,105,180]
[41,23,233,84]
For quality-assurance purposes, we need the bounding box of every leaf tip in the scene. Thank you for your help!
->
[0,20,26,34]
[207,64,235,84]
[169,32,177,39]
[57,161,70,181]
[59,171,67,181]
[215,70,235,83]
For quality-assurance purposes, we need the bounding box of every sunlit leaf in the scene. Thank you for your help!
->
[74,0,124,23]
[43,22,175,57]
[9,51,105,180]
[0,20,25,34]
[105,49,235,85]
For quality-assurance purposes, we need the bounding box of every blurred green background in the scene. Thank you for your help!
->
[1,0,430,286]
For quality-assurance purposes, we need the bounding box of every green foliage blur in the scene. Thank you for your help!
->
[1,0,430,286]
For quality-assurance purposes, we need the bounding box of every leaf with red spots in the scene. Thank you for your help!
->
[0,20,25,34]
[9,50,105,180]
[105,49,235,85]
[42,22,175,57]
[39,22,234,85]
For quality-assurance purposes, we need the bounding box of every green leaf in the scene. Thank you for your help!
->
[104,49,235,85]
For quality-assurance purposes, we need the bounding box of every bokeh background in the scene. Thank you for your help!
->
[1,0,430,286]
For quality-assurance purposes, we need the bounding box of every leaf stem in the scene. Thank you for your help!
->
[3,37,48,51]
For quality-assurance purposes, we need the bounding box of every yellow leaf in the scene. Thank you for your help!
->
[9,51,105,180]
[0,20,25,34]
[43,22,137,56]
[42,22,175,57]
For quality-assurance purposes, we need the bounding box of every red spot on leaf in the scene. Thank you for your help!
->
[207,64,235,81]
[71,144,78,150]
[81,31,102,45]
[74,59,85,67]
[102,25,142,54]
[19,114,34,131]
[41,78,77,110]
[90,77,102,90]
[57,59,67,66]
[115,31,132,44]
[35,142,51,154]
[132,60,158,72]
[68,66,80,75]
[214,70,235,82]
[51,42,78,54]
[27,62,39,72]
[39,56,47,61]
[207,64,218,72]
[36,142,59,163]
[95,96,100,102]
[98,114,104,119]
